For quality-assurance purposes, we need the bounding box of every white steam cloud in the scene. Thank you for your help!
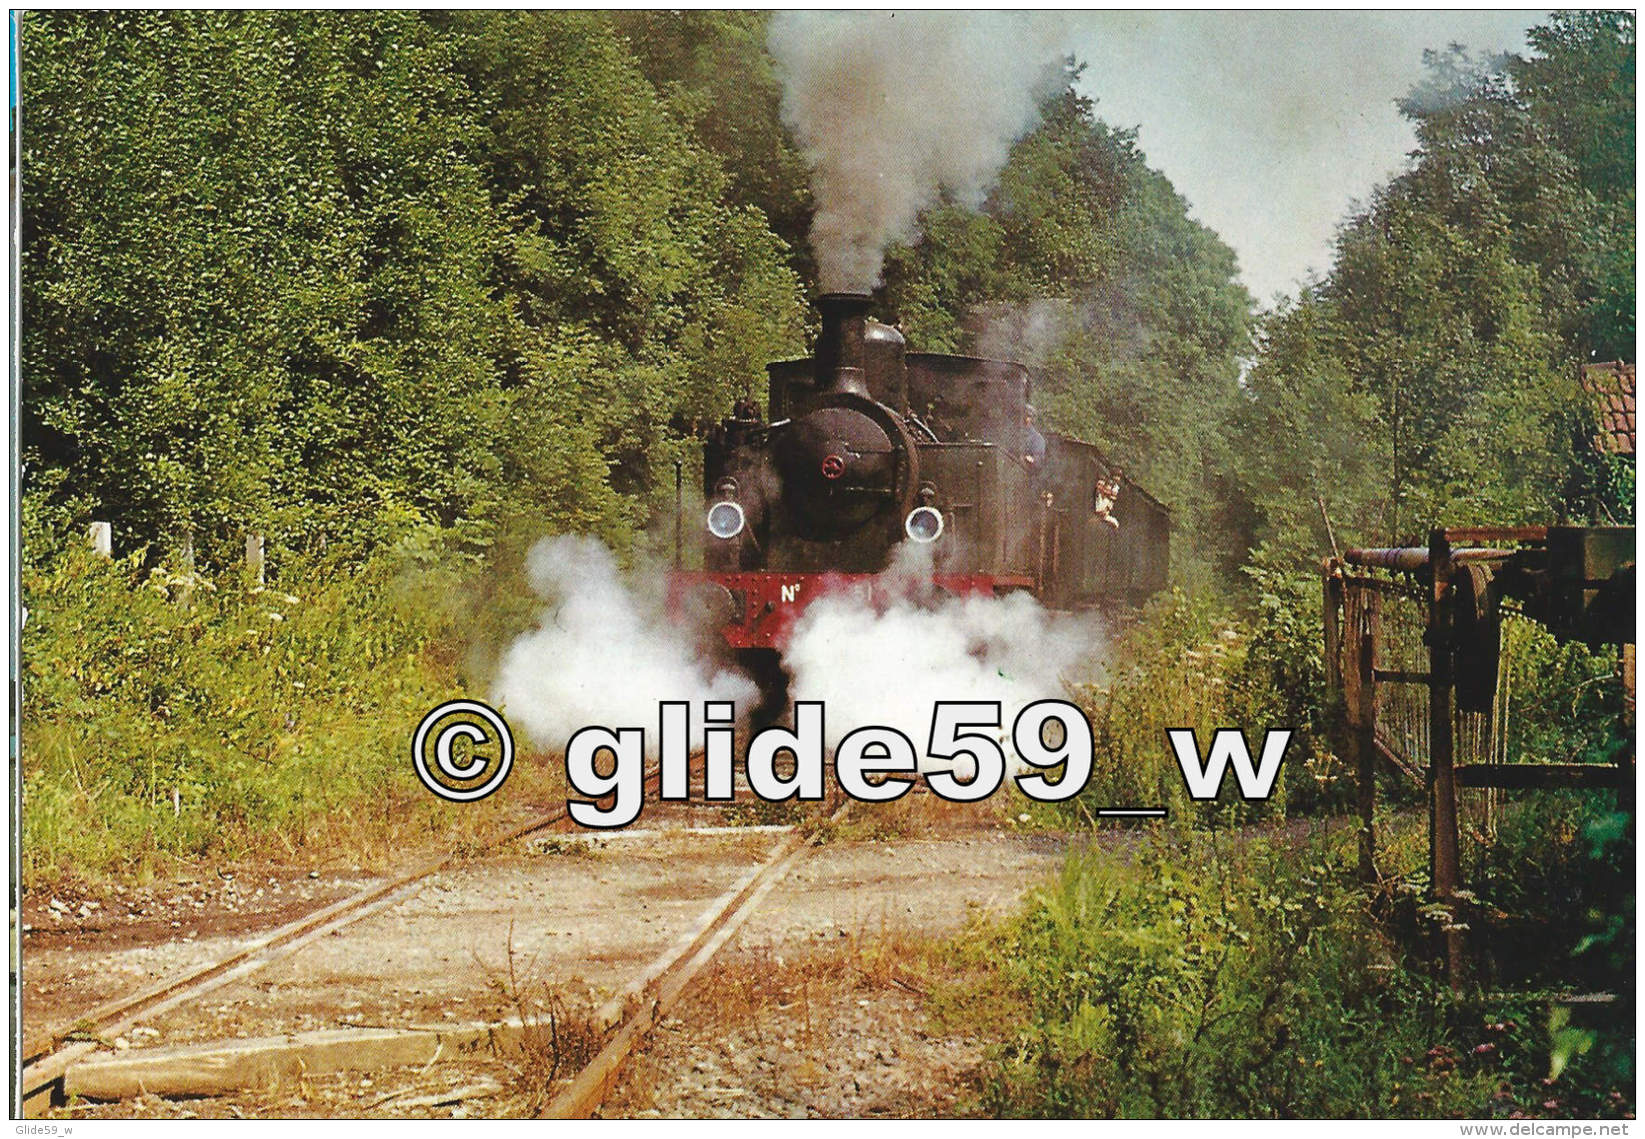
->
[969,298,1077,368]
[492,539,1108,778]
[492,536,757,754]
[769,11,1071,292]
[780,548,1107,774]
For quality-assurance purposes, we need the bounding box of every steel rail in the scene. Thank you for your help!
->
[541,796,852,1119]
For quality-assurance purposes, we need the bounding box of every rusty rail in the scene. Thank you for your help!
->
[541,796,852,1119]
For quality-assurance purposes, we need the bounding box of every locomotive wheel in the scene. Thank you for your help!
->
[736,647,791,729]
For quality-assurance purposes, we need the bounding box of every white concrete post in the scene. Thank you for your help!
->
[246,533,266,586]
[175,529,196,607]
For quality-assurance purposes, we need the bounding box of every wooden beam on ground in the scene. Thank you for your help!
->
[62,1022,525,1102]
[55,788,796,1108]
[26,763,670,1110]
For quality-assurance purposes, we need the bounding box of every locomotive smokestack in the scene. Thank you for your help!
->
[815,292,873,398]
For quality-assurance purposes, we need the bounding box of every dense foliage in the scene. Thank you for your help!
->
[876,81,1255,583]
[22,542,469,877]
[21,11,1631,575]
[21,11,805,567]
[978,826,1632,1118]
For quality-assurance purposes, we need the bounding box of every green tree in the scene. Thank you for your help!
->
[446,11,804,534]
[872,79,1255,583]
[1228,12,1634,574]
[610,10,813,277]
[22,11,518,560]
[22,11,808,565]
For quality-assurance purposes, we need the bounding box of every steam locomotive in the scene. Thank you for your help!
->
[669,292,1170,710]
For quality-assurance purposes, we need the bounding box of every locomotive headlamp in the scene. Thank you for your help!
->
[707,500,747,540]
[904,505,944,543]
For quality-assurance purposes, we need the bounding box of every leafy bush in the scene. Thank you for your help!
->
[1065,590,1261,826]
[19,535,521,882]
[983,833,1490,1117]
[1464,793,1634,993]
[1064,582,1352,829]
[1500,618,1630,769]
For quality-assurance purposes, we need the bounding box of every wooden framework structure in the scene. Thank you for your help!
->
[1324,525,1635,985]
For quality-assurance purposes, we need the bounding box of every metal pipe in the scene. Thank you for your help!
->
[1345,546,1520,572]
[1344,546,1431,572]
[1448,547,1522,565]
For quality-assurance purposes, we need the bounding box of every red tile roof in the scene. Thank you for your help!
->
[1580,361,1635,456]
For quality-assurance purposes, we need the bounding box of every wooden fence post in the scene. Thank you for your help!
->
[1322,561,1342,689]
[1338,569,1381,886]
[1428,528,1464,987]
[1356,589,1382,884]
[1621,642,1635,814]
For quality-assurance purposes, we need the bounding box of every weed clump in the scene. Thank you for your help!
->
[972,825,1633,1119]
[484,931,604,1114]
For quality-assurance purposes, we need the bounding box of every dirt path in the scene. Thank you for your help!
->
[31,801,1068,1119]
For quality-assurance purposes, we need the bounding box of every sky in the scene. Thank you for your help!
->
[1064,10,1547,306]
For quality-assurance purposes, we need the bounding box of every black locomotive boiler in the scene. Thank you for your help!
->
[669,292,1170,701]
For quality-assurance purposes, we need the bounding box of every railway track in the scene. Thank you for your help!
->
[22,767,850,1118]
[21,766,674,1111]
[542,797,850,1119]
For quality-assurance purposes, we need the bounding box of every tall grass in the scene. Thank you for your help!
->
[1063,588,1350,828]
[977,820,1632,1118]
[20,535,562,884]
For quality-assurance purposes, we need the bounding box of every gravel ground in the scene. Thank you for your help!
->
[30,799,1069,1119]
